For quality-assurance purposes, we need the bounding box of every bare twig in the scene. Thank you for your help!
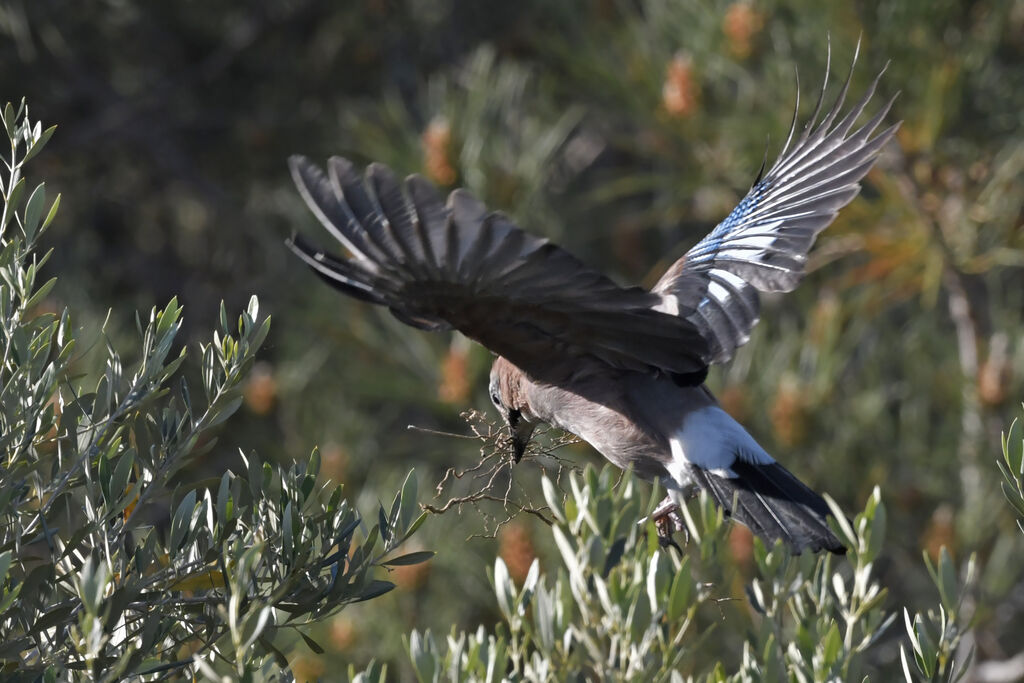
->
[410,410,581,536]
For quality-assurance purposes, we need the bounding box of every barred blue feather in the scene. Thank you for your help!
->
[654,44,899,364]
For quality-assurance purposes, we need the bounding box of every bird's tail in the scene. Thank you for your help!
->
[691,460,845,554]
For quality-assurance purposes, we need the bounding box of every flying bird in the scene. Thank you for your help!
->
[287,50,898,554]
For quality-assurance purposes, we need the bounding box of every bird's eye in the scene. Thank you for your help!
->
[490,391,502,409]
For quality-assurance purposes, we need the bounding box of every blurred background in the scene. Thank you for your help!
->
[2,0,1022,678]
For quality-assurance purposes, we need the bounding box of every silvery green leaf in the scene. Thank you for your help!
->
[21,183,45,241]
[541,476,565,524]
[110,449,135,505]
[493,558,514,622]
[533,585,555,653]
[22,124,55,163]
[1005,417,1023,476]
[169,489,197,552]
[399,469,418,531]
[667,557,693,622]
[39,193,60,235]
[408,629,438,683]
[382,551,434,566]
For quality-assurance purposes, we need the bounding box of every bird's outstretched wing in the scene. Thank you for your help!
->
[288,156,710,384]
[653,47,900,364]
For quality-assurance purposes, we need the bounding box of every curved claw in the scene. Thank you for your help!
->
[649,495,688,554]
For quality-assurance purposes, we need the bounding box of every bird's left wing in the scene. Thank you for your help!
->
[288,156,710,385]
[653,47,900,364]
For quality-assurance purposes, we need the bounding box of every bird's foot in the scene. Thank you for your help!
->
[647,495,687,553]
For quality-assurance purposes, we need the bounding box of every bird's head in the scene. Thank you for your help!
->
[488,357,537,463]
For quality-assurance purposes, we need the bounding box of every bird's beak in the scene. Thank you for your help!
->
[511,419,536,463]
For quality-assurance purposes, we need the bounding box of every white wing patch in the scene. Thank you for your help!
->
[706,280,732,308]
[653,293,681,316]
[711,268,748,290]
[665,405,775,485]
[720,224,782,254]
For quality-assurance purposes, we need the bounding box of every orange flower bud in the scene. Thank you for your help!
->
[499,521,537,585]
[422,116,457,185]
[723,3,764,59]
[662,53,699,118]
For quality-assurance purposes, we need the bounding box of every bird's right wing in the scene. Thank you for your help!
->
[288,156,710,384]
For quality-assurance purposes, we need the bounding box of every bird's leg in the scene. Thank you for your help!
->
[649,494,687,553]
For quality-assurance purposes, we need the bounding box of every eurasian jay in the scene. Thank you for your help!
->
[287,50,898,554]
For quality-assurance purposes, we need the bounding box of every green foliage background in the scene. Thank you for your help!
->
[1,0,1022,679]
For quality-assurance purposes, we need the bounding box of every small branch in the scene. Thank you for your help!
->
[406,424,478,439]
[412,410,580,535]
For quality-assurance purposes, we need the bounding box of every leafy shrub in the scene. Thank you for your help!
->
[0,101,430,681]
[402,465,891,682]
[394,458,1000,683]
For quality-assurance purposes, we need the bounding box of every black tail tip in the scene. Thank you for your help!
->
[792,532,847,555]
[695,462,848,556]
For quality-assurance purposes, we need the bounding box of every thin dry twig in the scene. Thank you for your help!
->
[408,409,582,537]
